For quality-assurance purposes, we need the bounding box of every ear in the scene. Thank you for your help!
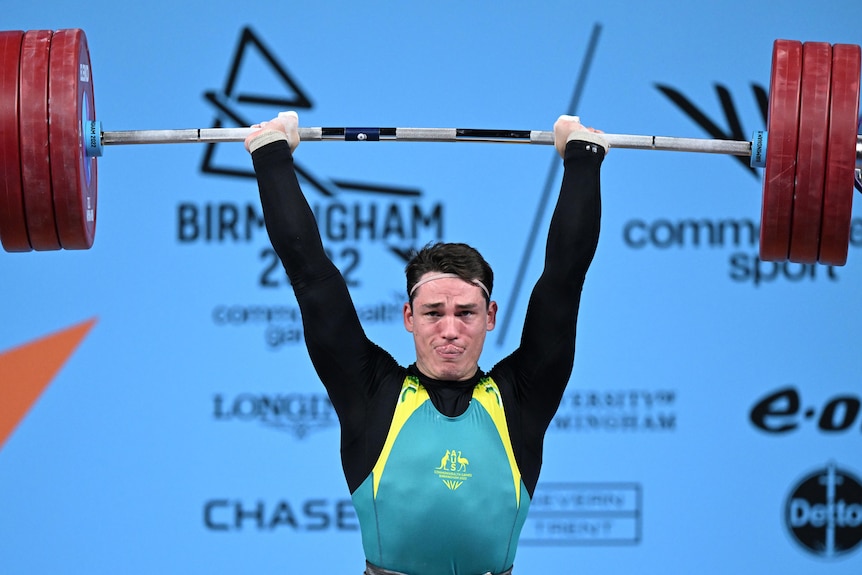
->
[486,301,498,331]
[403,302,415,333]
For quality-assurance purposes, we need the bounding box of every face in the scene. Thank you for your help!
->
[403,274,497,381]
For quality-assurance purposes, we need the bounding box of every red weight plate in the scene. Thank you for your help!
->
[0,31,31,252]
[49,28,97,250]
[760,40,803,262]
[788,42,832,264]
[20,30,60,250]
[819,44,861,266]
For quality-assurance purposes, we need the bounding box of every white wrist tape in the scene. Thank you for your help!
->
[247,129,288,154]
[566,130,609,153]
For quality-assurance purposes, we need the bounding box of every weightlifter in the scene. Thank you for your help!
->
[244,111,607,575]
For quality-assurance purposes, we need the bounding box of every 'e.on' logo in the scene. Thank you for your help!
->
[785,462,862,558]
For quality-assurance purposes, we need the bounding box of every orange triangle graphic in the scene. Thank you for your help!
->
[0,318,97,451]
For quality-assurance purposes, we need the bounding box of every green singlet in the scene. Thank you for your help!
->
[352,376,530,575]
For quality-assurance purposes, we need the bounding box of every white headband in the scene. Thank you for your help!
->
[409,273,490,299]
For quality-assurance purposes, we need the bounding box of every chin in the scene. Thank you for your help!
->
[433,365,469,381]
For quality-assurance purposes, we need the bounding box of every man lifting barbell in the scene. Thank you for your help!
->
[244,111,607,575]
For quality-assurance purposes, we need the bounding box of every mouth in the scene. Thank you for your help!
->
[435,344,464,360]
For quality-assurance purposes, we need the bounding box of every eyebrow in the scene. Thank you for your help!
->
[419,302,481,311]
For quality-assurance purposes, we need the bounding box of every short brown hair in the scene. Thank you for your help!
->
[405,242,493,305]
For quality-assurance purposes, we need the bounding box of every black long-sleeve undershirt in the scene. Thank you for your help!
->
[252,139,602,497]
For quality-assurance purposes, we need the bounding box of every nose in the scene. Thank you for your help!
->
[438,314,459,339]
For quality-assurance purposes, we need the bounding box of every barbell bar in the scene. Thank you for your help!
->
[1,29,861,266]
[96,126,758,156]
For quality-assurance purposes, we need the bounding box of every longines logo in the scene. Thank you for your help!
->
[212,392,337,439]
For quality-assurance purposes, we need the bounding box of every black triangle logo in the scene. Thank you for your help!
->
[201,26,313,178]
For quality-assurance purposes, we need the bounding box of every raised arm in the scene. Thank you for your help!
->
[508,116,606,420]
[245,113,385,413]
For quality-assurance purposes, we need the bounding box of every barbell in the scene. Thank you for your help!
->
[1,29,861,264]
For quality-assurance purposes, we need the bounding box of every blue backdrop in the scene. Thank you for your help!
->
[2,1,861,573]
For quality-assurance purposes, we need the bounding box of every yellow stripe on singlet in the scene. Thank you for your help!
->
[372,376,428,498]
[473,378,521,507]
